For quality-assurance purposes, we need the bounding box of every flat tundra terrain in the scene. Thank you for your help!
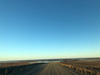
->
[9,62,84,75]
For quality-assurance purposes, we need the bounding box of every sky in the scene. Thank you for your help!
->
[0,0,100,61]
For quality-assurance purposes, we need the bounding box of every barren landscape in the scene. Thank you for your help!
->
[0,58,100,75]
[0,62,84,75]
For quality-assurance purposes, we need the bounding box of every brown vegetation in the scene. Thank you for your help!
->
[60,61,100,75]
[0,62,29,68]
[0,62,43,75]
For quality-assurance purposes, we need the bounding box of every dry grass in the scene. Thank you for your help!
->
[60,61,100,75]
[0,62,30,68]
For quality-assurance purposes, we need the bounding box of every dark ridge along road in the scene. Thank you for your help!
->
[10,62,84,75]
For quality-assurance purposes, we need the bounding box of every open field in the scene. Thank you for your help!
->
[0,62,30,68]
[60,59,100,75]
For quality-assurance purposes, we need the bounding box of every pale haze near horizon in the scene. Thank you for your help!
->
[0,0,100,61]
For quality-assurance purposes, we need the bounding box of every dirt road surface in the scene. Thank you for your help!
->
[10,62,84,75]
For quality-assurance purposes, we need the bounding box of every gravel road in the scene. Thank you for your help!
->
[10,62,84,75]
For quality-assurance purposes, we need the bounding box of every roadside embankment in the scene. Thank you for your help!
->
[0,62,45,75]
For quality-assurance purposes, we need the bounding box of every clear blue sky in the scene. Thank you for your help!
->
[0,0,100,61]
